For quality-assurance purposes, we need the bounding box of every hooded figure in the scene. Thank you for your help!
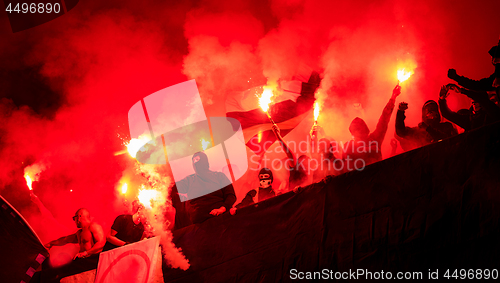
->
[396,100,457,151]
[192,151,210,175]
[342,85,401,171]
[175,152,236,224]
[230,168,276,215]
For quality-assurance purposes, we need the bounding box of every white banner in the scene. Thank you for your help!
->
[95,237,161,283]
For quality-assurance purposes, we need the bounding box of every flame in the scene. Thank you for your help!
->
[259,87,274,112]
[201,138,210,150]
[138,188,160,209]
[121,183,128,194]
[257,131,263,143]
[23,162,47,191]
[126,136,150,158]
[397,69,413,83]
[24,174,33,190]
[314,102,320,121]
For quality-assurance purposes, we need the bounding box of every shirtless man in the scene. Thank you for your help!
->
[38,208,105,282]
[45,208,105,258]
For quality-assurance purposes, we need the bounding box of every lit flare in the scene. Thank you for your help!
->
[397,69,413,84]
[138,188,160,209]
[259,87,273,113]
[258,86,277,125]
[121,183,128,194]
[313,102,320,122]
[126,136,150,158]
[201,138,210,151]
[24,174,33,191]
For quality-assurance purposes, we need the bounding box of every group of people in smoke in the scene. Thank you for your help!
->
[396,43,500,150]
[36,40,500,281]
[172,39,500,229]
[34,201,148,282]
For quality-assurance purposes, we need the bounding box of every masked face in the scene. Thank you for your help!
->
[192,152,209,174]
[259,173,272,188]
[425,109,439,123]
[422,101,440,126]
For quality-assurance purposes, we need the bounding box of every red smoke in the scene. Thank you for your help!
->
[0,0,498,262]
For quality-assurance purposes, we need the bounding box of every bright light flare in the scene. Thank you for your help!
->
[24,174,33,191]
[259,88,274,113]
[397,69,413,83]
[314,102,320,121]
[138,188,160,209]
[126,136,150,158]
[121,183,128,194]
[201,138,210,150]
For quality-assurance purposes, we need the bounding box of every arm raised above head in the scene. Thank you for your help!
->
[372,86,399,143]
[271,124,296,167]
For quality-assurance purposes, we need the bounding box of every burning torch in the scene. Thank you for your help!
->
[397,68,413,85]
[24,173,33,192]
[259,87,277,126]
[201,138,210,151]
[310,102,320,140]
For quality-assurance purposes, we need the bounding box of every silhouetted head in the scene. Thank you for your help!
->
[73,208,91,228]
[349,117,369,140]
[132,200,145,214]
[422,100,441,126]
[258,167,273,188]
[192,151,209,174]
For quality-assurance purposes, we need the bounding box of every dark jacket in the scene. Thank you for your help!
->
[438,99,488,131]
[395,102,457,151]
[176,171,236,224]
[450,72,495,92]
[460,89,500,123]
[234,189,256,209]
[342,96,396,167]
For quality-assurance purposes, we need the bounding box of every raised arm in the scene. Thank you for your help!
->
[448,69,495,92]
[395,101,416,138]
[438,86,471,131]
[45,233,78,249]
[450,84,500,122]
[372,85,400,143]
[271,124,296,167]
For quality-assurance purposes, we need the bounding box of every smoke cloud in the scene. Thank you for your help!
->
[0,0,498,266]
